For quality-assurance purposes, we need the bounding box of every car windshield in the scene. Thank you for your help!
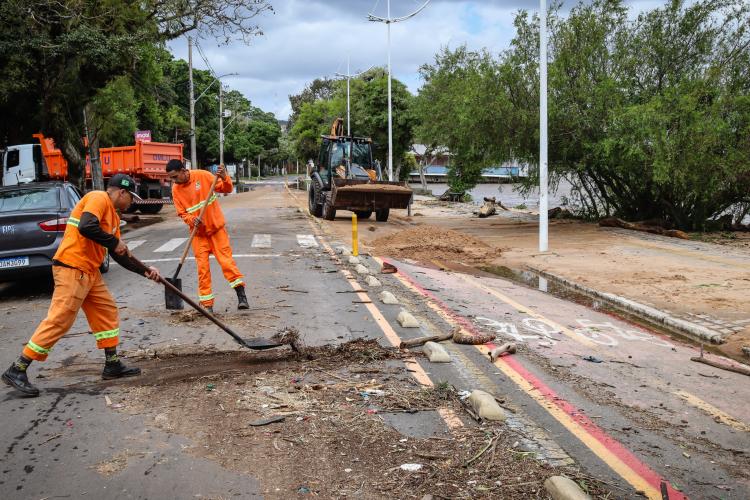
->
[336,141,372,169]
[0,186,60,213]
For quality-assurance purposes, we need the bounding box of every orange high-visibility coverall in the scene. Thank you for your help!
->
[172,169,244,307]
[23,192,121,361]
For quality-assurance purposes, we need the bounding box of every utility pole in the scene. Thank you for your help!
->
[539,0,549,252]
[219,83,224,166]
[83,106,104,191]
[368,0,431,181]
[188,36,197,169]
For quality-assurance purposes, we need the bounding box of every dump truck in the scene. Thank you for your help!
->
[0,133,183,213]
[308,119,412,222]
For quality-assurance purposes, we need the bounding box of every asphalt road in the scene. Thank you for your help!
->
[1,183,748,499]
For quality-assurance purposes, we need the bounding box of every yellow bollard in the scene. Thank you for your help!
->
[352,213,359,256]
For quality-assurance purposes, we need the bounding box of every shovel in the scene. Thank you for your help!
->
[165,171,221,310]
[130,255,284,350]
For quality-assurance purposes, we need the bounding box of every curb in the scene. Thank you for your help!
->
[528,268,724,345]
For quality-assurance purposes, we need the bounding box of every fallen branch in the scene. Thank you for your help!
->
[599,217,689,240]
[399,330,454,349]
[690,356,750,377]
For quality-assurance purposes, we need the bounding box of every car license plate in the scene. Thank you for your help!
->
[0,256,30,269]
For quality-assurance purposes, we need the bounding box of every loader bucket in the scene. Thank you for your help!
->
[331,180,413,211]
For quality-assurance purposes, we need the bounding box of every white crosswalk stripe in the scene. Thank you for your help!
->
[154,238,187,252]
[251,234,272,248]
[296,234,318,248]
[127,240,146,250]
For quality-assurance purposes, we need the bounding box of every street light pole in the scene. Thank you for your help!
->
[368,0,431,181]
[188,36,197,169]
[539,0,549,252]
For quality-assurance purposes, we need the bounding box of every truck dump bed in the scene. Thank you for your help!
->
[33,134,182,182]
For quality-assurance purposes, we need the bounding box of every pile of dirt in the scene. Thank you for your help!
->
[368,225,500,264]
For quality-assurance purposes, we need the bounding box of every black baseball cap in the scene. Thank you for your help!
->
[108,174,142,200]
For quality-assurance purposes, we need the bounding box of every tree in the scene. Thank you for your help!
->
[415,0,750,229]
[0,0,272,189]
[288,78,338,129]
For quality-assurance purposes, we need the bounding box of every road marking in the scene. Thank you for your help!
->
[674,390,750,433]
[154,238,187,252]
[251,234,271,248]
[379,258,683,500]
[456,274,599,349]
[127,240,146,250]
[296,234,318,248]
[140,254,280,263]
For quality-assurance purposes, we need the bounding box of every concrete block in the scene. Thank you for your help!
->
[397,309,420,328]
[348,255,360,265]
[543,476,591,500]
[365,276,382,287]
[379,291,399,305]
[423,341,451,363]
[467,390,506,421]
[355,264,370,275]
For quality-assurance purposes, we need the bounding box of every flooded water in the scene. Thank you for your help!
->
[409,179,575,209]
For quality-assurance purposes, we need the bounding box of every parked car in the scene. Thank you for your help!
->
[0,181,98,282]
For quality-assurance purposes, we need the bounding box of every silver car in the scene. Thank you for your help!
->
[0,182,99,282]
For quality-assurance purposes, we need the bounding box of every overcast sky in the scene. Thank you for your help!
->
[168,0,666,120]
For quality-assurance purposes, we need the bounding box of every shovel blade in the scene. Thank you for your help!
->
[164,278,184,310]
[240,337,284,350]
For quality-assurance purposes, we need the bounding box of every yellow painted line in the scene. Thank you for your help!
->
[436,408,464,429]
[674,390,750,433]
[487,347,661,499]
[403,357,433,387]
[456,274,599,349]
[378,258,662,498]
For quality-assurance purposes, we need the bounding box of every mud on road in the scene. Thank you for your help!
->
[59,340,613,499]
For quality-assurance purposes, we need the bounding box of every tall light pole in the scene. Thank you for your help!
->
[188,36,197,169]
[539,0,549,252]
[335,56,373,137]
[368,0,431,181]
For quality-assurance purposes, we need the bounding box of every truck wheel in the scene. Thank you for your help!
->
[323,198,337,221]
[354,210,372,220]
[139,204,163,214]
[375,208,390,222]
[308,180,323,217]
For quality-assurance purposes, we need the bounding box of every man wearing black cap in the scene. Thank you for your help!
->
[2,174,162,397]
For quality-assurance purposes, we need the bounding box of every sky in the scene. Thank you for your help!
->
[168,0,667,120]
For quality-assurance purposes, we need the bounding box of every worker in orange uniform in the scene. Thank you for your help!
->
[166,160,249,313]
[2,174,161,397]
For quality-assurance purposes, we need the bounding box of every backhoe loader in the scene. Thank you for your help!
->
[308,119,412,222]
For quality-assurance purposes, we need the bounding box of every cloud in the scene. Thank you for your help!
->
[168,0,667,119]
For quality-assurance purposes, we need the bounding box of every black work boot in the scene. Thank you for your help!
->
[204,305,214,314]
[236,286,249,310]
[2,364,40,397]
[102,358,141,380]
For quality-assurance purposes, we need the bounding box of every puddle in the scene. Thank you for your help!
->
[480,265,605,310]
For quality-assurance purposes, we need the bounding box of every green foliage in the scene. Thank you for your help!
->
[289,68,416,179]
[0,0,272,187]
[415,0,750,229]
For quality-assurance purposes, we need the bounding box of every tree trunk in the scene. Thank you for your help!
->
[61,136,86,193]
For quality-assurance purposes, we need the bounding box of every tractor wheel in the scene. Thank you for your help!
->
[354,210,372,220]
[323,197,337,221]
[375,208,390,222]
[308,179,323,217]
